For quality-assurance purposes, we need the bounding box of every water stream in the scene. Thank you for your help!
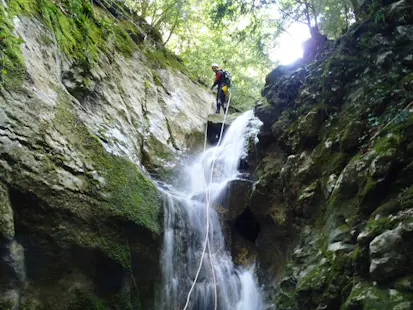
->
[158,111,263,310]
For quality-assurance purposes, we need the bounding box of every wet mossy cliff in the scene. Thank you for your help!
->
[248,0,413,309]
[0,0,213,309]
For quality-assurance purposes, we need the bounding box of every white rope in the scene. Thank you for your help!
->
[182,92,232,310]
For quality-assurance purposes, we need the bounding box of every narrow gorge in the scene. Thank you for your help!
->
[1,0,413,309]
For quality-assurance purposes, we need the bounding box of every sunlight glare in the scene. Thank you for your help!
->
[271,23,311,65]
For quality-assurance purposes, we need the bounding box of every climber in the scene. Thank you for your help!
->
[210,64,231,114]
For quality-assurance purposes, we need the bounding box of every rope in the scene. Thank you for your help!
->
[182,92,232,310]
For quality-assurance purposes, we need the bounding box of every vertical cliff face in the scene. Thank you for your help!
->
[0,1,213,309]
[245,0,413,308]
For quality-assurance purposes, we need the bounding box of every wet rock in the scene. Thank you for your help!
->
[295,109,324,150]
[343,282,398,309]
[332,150,376,200]
[328,224,352,244]
[231,229,258,266]
[327,242,354,253]
[248,0,413,306]
[254,104,280,135]
[280,276,298,292]
[368,148,397,178]
[394,275,413,292]
[250,173,284,223]
[0,184,14,241]
[394,25,413,42]
[218,179,253,221]
[14,15,214,176]
[262,65,306,112]
[340,121,364,152]
[207,113,239,144]
[1,241,26,286]
[386,0,413,25]
[325,174,337,198]
[297,181,320,218]
[369,226,406,281]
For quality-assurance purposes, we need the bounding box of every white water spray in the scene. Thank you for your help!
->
[159,111,264,310]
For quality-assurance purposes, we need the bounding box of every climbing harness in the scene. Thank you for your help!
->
[182,91,232,310]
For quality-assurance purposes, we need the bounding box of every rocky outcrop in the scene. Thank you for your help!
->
[244,0,413,309]
[206,113,240,144]
[0,1,213,309]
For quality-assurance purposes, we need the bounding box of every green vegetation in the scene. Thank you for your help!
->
[68,290,136,310]
[0,2,27,87]
[53,95,160,234]
[1,0,156,75]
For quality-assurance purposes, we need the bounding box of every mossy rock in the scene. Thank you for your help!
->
[343,282,413,310]
[68,290,138,310]
[275,291,299,310]
[0,2,27,88]
[52,96,160,234]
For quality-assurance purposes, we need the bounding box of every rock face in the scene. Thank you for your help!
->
[243,0,413,309]
[0,1,213,309]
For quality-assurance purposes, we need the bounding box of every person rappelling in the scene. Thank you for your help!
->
[210,64,232,114]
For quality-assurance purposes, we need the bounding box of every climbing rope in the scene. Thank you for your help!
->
[182,92,232,310]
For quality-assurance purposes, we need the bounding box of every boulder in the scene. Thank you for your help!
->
[386,0,413,26]
[369,226,407,281]
[217,179,253,221]
[207,113,239,144]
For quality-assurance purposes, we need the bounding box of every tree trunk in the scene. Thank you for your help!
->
[303,0,312,33]
[349,0,360,21]
[163,16,179,46]
[344,1,350,30]
[310,0,318,29]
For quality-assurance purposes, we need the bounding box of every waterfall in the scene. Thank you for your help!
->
[158,111,264,310]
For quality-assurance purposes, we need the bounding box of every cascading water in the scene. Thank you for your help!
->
[158,111,263,310]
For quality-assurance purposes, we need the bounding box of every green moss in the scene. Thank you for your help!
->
[312,143,349,176]
[275,291,299,310]
[143,46,189,75]
[5,0,148,71]
[68,291,106,310]
[395,185,413,210]
[343,282,413,310]
[94,151,160,233]
[296,256,351,308]
[365,217,394,235]
[151,69,163,87]
[373,133,402,153]
[53,93,160,234]
[322,55,364,79]
[99,236,131,267]
[68,291,140,310]
[0,2,27,88]
[68,290,134,310]
[402,73,413,83]
[372,199,401,217]
[0,300,14,310]
[343,282,387,310]
[358,176,377,202]
[299,264,327,290]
